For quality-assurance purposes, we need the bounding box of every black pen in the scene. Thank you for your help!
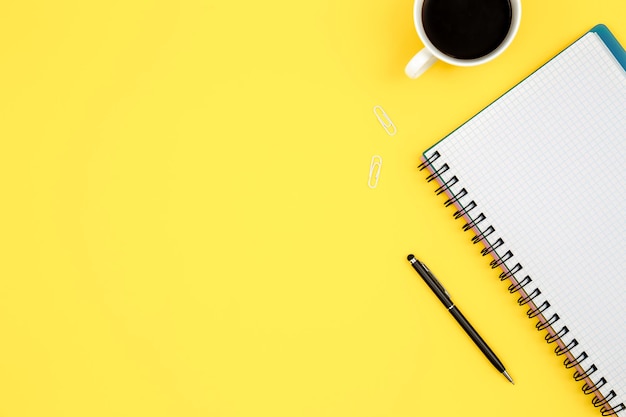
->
[407,254,514,384]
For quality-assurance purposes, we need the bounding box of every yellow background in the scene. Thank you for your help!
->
[0,1,623,416]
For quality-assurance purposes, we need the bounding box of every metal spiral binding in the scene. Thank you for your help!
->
[419,152,625,416]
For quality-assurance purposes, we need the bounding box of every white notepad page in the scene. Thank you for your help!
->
[424,32,625,413]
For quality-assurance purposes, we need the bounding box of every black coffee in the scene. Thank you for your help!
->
[422,0,512,60]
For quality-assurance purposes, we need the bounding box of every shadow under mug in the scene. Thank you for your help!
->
[405,0,521,79]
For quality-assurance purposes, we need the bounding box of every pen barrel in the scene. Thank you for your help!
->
[449,306,506,373]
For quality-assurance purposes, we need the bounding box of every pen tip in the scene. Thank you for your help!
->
[503,370,514,384]
[407,254,415,261]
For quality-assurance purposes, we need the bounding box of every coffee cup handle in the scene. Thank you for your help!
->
[405,48,438,79]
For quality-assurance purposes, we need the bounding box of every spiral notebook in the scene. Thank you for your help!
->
[419,25,625,416]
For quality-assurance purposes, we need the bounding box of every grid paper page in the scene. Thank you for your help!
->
[424,31,626,413]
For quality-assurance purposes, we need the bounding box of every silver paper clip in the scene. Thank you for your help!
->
[373,105,397,136]
[368,155,383,189]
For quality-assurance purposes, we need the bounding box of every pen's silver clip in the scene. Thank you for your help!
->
[418,260,451,298]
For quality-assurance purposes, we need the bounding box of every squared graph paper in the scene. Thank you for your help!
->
[423,29,626,415]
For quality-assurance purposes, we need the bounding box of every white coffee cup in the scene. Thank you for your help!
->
[405,0,521,79]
